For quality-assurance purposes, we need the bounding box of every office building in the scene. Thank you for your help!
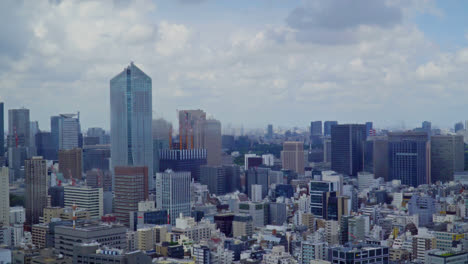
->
[110,62,153,191]
[58,148,82,180]
[431,135,464,183]
[348,215,367,242]
[328,245,389,264]
[301,241,326,264]
[129,201,167,231]
[159,148,207,181]
[267,124,273,139]
[86,127,105,144]
[8,108,31,179]
[281,141,305,175]
[8,108,30,148]
[114,166,149,226]
[327,195,349,221]
[25,156,48,228]
[29,121,39,155]
[223,164,241,193]
[388,132,430,187]
[82,145,110,173]
[422,121,432,133]
[0,167,9,226]
[246,167,269,200]
[200,165,226,196]
[310,121,322,145]
[238,202,267,227]
[179,109,206,149]
[214,213,235,237]
[408,194,436,226]
[54,224,126,257]
[0,102,3,158]
[358,171,376,191]
[48,186,64,207]
[455,122,464,133]
[86,169,112,191]
[309,180,337,219]
[365,122,373,137]
[372,137,389,181]
[155,170,191,225]
[232,214,253,238]
[152,118,172,141]
[35,132,56,160]
[324,121,338,137]
[425,250,468,264]
[178,110,221,166]
[64,186,103,219]
[412,233,436,260]
[331,124,367,176]
[324,138,332,163]
[245,154,263,170]
[152,118,171,174]
[204,119,222,166]
[269,203,287,226]
[58,113,80,150]
[73,242,152,264]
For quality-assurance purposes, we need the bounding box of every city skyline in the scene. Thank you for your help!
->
[1,1,468,130]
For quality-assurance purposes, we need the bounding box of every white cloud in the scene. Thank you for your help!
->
[0,0,467,130]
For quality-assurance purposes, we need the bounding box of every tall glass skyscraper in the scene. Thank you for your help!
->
[110,62,153,191]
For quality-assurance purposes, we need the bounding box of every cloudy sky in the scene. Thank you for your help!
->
[1,0,468,131]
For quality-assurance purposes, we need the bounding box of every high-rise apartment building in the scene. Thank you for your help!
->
[430,135,464,183]
[114,166,149,226]
[25,157,48,228]
[111,62,153,191]
[331,124,367,176]
[281,141,305,175]
[388,132,430,187]
[155,170,191,225]
[58,148,82,180]
[58,113,80,150]
[0,167,9,226]
[64,186,103,219]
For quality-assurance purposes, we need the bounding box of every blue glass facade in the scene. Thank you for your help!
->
[388,132,429,187]
[110,63,153,191]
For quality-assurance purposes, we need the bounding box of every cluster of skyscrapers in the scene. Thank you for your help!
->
[2,63,468,264]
